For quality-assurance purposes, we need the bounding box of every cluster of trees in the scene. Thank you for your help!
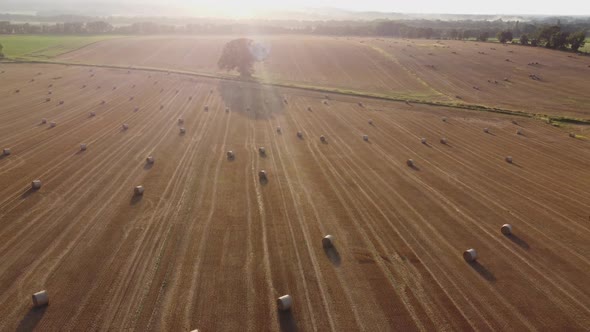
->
[0,18,587,52]
[0,21,113,34]
[519,25,587,51]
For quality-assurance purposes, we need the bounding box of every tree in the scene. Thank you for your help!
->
[0,43,4,58]
[218,38,268,78]
[497,30,513,43]
[567,31,586,52]
[519,34,529,45]
[478,31,490,42]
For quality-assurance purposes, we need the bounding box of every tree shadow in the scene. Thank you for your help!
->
[278,310,298,332]
[468,261,496,282]
[218,80,285,120]
[505,234,530,249]
[16,306,47,332]
[323,246,341,266]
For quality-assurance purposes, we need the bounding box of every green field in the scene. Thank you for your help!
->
[0,35,123,60]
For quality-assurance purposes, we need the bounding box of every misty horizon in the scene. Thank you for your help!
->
[0,0,589,19]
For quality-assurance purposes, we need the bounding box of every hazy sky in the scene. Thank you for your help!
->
[2,0,589,17]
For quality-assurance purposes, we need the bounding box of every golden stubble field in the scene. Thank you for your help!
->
[57,35,590,118]
[0,36,590,331]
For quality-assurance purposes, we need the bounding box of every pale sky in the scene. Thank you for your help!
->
[1,0,589,17]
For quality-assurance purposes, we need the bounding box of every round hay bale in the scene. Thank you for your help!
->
[146,156,155,164]
[569,132,576,138]
[442,117,447,122]
[32,290,49,307]
[501,224,512,235]
[46,98,51,102]
[49,122,57,128]
[32,180,42,190]
[259,147,266,155]
[41,118,47,124]
[180,127,186,134]
[226,151,235,159]
[58,101,64,105]
[80,144,87,151]
[362,135,369,141]
[48,91,52,95]
[322,235,335,248]
[320,135,326,143]
[307,107,312,112]
[134,107,139,112]
[134,185,144,195]
[505,156,513,163]
[440,137,448,144]
[178,118,184,125]
[90,111,96,117]
[277,295,292,311]
[204,105,209,112]
[3,148,11,155]
[277,127,282,133]
[463,248,477,262]
[259,170,267,180]
[160,105,164,110]
[420,138,427,144]
[516,129,523,135]
[297,131,303,139]
[368,119,373,125]
[407,159,415,167]
[100,100,105,105]
[483,128,489,133]
[225,107,230,113]
[122,124,129,130]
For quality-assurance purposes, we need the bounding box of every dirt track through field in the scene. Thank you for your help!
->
[0,63,589,331]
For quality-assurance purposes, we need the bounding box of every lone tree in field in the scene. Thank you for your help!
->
[218,38,267,78]
[0,43,4,58]
[519,34,529,45]
[497,30,513,43]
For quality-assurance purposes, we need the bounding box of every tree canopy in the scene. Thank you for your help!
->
[0,43,4,58]
[217,38,258,77]
[568,31,586,52]
[497,30,513,43]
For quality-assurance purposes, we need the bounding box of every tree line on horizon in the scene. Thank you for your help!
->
[0,18,587,52]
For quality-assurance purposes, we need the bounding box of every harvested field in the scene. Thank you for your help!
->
[1,62,590,331]
[57,35,440,100]
[56,36,590,118]
[365,38,590,118]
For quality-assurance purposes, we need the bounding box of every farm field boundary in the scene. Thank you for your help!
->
[2,58,590,126]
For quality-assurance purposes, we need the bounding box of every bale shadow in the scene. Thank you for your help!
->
[16,306,47,332]
[278,310,298,332]
[408,164,421,171]
[21,188,36,199]
[323,246,342,266]
[218,79,285,120]
[0,154,8,161]
[468,261,496,282]
[143,163,154,170]
[505,234,530,249]
[130,195,143,205]
[422,143,432,148]
[259,178,268,186]
[75,150,86,155]
[486,132,497,136]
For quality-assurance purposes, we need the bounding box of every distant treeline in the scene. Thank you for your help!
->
[0,17,587,51]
